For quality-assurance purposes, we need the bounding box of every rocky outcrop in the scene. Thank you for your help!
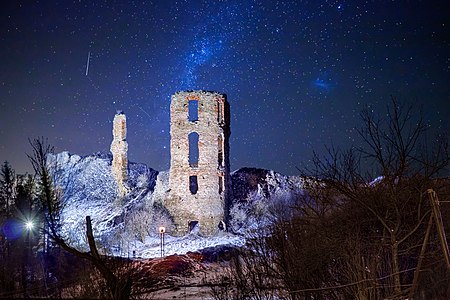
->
[228,167,306,233]
[48,151,158,249]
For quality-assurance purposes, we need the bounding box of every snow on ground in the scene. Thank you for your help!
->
[112,232,245,259]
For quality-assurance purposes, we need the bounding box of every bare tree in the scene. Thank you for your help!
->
[219,98,449,300]
[27,137,134,299]
[303,98,449,298]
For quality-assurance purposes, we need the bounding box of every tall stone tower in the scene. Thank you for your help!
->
[166,91,231,236]
[110,111,128,197]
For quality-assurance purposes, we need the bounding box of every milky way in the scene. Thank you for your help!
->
[0,0,448,175]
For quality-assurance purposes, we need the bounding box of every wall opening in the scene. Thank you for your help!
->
[188,100,198,122]
[188,220,199,233]
[218,175,224,194]
[217,100,223,123]
[218,221,226,231]
[189,175,198,194]
[188,132,199,167]
[218,134,223,167]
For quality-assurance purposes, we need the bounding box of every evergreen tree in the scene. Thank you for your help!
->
[0,161,15,218]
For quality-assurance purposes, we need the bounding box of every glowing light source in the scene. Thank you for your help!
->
[159,226,166,257]
[25,221,33,230]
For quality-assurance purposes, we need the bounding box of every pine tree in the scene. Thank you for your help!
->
[0,161,15,219]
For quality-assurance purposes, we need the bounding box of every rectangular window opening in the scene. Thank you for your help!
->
[218,135,223,167]
[219,176,224,194]
[189,175,198,194]
[217,101,223,123]
[218,150,223,167]
[188,100,198,122]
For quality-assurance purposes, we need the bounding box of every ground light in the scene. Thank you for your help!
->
[159,226,165,257]
[25,220,33,231]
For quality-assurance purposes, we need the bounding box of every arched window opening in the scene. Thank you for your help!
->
[218,221,226,231]
[189,132,199,167]
[188,100,198,122]
[189,175,198,194]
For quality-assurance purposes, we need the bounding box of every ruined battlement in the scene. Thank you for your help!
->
[110,111,128,197]
[166,90,231,236]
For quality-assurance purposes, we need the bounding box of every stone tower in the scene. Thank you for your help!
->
[110,111,128,197]
[166,91,231,236]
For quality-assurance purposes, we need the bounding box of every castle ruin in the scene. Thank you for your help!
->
[165,91,231,236]
[110,111,128,197]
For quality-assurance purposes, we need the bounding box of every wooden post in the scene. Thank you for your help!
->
[428,189,450,269]
[408,212,433,298]
[408,189,450,299]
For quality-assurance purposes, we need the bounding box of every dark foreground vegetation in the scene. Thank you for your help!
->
[1,98,449,299]
[209,99,449,300]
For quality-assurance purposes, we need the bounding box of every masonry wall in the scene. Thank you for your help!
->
[166,91,231,236]
[110,112,128,197]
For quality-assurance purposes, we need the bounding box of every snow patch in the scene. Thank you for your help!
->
[112,232,245,259]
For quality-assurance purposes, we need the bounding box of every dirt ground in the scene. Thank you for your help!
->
[132,252,232,300]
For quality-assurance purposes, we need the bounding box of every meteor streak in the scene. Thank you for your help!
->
[137,105,152,118]
[85,51,90,76]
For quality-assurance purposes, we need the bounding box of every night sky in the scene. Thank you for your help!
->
[1,1,449,176]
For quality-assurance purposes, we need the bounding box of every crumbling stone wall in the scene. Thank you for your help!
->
[110,111,128,197]
[166,91,231,236]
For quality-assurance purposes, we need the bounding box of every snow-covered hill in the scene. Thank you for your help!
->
[49,152,305,257]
